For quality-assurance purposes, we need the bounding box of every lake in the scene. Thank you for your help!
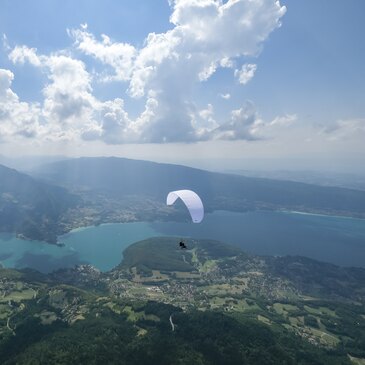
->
[0,211,365,273]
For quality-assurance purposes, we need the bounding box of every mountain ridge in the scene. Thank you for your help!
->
[34,156,365,218]
[0,164,79,243]
[2,156,365,245]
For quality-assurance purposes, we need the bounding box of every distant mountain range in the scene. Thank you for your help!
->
[226,169,365,191]
[0,164,79,243]
[0,154,68,172]
[35,157,365,218]
[2,156,365,243]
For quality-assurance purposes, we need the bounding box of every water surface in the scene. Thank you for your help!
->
[0,211,364,273]
[152,211,365,268]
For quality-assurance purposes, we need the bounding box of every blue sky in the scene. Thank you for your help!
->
[0,0,364,172]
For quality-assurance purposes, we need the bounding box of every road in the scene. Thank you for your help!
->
[7,315,15,335]
[169,314,175,331]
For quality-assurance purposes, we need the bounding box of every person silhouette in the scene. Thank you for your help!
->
[179,240,187,249]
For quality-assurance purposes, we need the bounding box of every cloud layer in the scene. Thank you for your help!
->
[2,0,287,144]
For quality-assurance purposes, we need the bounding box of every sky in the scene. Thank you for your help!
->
[0,0,364,173]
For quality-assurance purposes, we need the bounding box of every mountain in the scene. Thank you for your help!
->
[225,169,365,191]
[0,164,79,243]
[0,238,364,364]
[113,237,365,303]
[35,157,365,219]
[0,155,68,172]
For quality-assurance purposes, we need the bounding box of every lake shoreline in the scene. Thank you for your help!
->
[1,210,365,273]
[63,208,365,239]
[5,208,365,247]
[279,210,365,221]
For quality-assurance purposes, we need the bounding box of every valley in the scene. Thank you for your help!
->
[0,237,364,364]
[3,157,365,245]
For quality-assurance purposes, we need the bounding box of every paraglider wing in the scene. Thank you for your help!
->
[166,189,204,223]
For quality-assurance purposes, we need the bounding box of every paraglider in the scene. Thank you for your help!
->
[166,189,204,223]
[179,240,187,249]
[166,189,204,249]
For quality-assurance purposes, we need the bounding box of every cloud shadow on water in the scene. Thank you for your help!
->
[0,252,13,261]
[15,252,88,273]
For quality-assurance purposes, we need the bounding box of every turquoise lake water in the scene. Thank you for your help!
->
[1,211,365,273]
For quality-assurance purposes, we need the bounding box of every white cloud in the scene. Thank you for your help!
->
[235,63,257,84]
[69,28,136,82]
[0,69,14,92]
[6,0,287,144]
[0,69,41,140]
[220,93,231,100]
[9,47,99,141]
[2,34,10,51]
[198,62,218,81]
[220,57,234,68]
[199,104,214,120]
[68,0,285,143]
[269,114,297,126]
[322,118,365,141]
[42,55,93,123]
[195,103,219,139]
[91,98,136,144]
[9,45,42,66]
[124,0,285,99]
[210,101,262,140]
[7,47,150,144]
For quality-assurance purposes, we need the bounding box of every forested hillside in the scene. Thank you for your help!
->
[36,157,365,217]
[0,164,79,243]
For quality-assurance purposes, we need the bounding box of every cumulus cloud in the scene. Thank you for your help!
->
[8,47,91,141]
[210,101,262,140]
[69,26,136,82]
[5,0,287,144]
[235,63,257,84]
[0,69,41,140]
[195,103,219,139]
[8,47,98,141]
[9,45,42,66]
[0,69,14,91]
[124,0,285,100]
[42,56,94,128]
[6,48,131,143]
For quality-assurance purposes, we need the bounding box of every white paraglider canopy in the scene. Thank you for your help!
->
[166,189,204,223]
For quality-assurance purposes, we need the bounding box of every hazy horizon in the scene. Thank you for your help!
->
[1,0,364,174]
[1,152,365,177]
